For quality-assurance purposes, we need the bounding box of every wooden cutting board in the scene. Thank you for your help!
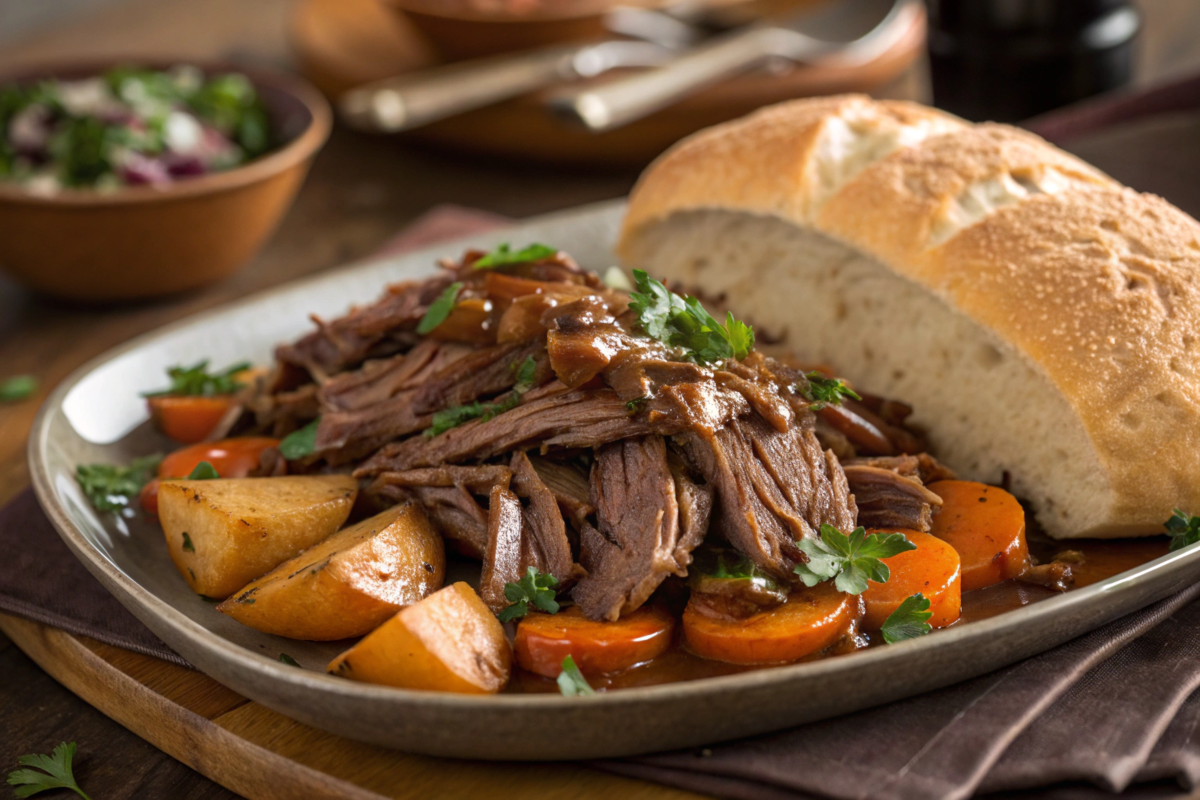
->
[0,614,701,800]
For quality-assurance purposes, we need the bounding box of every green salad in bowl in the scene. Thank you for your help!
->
[0,65,273,193]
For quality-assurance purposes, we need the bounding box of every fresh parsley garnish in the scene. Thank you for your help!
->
[556,655,595,697]
[278,653,301,667]
[692,544,779,584]
[186,461,219,480]
[628,270,754,364]
[880,593,933,644]
[0,375,37,402]
[426,357,539,437]
[473,243,557,269]
[497,566,560,623]
[142,360,251,398]
[76,455,161,514]
[7,741,91,799]
[690,544,787,599]
[625,396,647,412]
[794,524,916,595]
[512,355,538,388]
[1166,509,1200,551]
[797,372,861,410]
[279,418,319,460]
[181,532,195,553]
[416,281,462,335]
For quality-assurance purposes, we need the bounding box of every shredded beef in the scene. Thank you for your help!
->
[479,453,582,613]
[526,455,593,530]
[678,413,856,580]
[573,436,707,621]
[410,340,547,414]
[844,453,957,485]
[842,465,943,532]
[276,278,452,381]
[355,388,655,475]
[480,486,525,611]
[366,465,512,558]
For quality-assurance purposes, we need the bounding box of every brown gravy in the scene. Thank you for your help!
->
[507,536,1172,694]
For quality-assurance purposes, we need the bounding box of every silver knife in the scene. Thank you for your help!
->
[549,0,921,132]
[339,38,677,133]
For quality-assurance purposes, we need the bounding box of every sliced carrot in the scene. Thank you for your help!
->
[514,604,676,677]
[147,395,237,444]
[928,480,1028,592]
[158,436,281,480]
[683,583,859,665]
[861,529,961,630]
[142,437,282,513]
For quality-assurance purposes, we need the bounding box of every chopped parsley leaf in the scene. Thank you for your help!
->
[628,270,754,364]
[76,454,161,514]
[797,372,861,410]
[473,243,557,269]
[0,375,37,402]
[880,593,933,644]
[1166,509,1200,551]
[181,532,195,553]
[556,655,595,697]
[497,566,560,623]
[185,461,219,480]
[794,524,916,596]
[426,356,539,437]
[416,281,462,335]
[279,418,319,460]
[142,360,251,397]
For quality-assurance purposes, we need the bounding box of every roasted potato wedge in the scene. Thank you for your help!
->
[219,502,445,640]
[327,582,511,694]
[160,475,357,599]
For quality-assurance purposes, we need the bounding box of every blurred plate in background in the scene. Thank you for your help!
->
[289,0,927,166]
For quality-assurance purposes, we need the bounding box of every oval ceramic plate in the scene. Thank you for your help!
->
[29,200,1200,760]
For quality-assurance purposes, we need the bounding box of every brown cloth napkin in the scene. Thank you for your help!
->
[5,192,1200,800]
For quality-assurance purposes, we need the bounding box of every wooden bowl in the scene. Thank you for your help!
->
[0,62,332,304]
[384,0,666,59]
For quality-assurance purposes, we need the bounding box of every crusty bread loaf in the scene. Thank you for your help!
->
[618,95,1200,539]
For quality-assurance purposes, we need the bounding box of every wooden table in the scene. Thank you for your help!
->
[1,0,1198,797]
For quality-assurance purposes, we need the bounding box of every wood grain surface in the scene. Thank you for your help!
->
[1,0,1198,798]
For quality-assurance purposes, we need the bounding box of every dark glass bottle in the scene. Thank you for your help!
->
[927,0,1140,123]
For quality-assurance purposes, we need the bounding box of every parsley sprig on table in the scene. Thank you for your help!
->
[473,243,558,269]
[794,524,916,595]
[498,566,560,623]
[1165,509,1200,551]
[142,360,251,397]
[416,281,463,335]
[279,418,320,460]
[797,372,861,410]
[0,375,37,402]
[76,454,161,514]
[7,741,91,799]
[557,655,595,697]
[880,593,933,644]
[628,270,754,364]
[426,357,538,438]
